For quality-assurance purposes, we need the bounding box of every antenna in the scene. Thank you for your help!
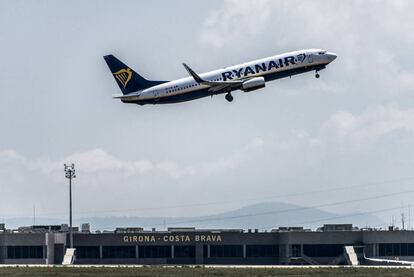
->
[33,205,36,226]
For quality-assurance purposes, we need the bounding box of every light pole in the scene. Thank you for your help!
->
[64,163,76,249]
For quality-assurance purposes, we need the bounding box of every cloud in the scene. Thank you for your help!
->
[199,1,414,95]
[0,138,266,218]
[315,105,414,144]
[35,149,153,177]
[0,149,26,164]
[0,137,265,182]
[199,0,271,48]
[156,160,196,179]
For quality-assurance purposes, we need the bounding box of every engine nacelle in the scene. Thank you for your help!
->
[241,77,265,92]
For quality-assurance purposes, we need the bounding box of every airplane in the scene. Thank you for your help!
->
[103,49,337,105]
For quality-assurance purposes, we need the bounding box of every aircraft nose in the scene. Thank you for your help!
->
[327,52,337,62]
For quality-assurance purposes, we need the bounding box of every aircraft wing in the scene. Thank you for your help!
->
[182,63,243,92]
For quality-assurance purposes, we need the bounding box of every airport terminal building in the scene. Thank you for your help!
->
[1,223,414,265]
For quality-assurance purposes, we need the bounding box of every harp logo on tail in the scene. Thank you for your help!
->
[113,68,132,88]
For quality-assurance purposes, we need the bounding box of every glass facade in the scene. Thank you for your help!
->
[7,246,43,259]
[174,245,195,258]
[102,246,135,259]
[75,246,100,259]
[303,244,344,257]
[210,245,243,258]
[291,244,301,257]
[246,245,279,258]
[378,243,414,256]
[138,246,171,259]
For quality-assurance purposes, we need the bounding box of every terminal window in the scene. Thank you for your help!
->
[378,243,414,256]
[7,246,43,259]
[138,246,172,258]
[246,245,279,258]
[174,245,195,258]
[210,245,243,258]
[75,246,100,259]
[303,244,344,257]
[291,244,301,257]
[102,246,135,259]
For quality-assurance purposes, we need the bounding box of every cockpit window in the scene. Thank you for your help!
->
[318,51,327,55]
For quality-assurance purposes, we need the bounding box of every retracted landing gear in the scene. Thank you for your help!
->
[225,93,234,102]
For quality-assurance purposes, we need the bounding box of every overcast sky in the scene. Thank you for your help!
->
[1,0,414,227]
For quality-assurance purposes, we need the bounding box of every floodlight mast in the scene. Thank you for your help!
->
[64,163,76,249]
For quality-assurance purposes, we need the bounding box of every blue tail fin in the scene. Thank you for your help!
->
[103,55,167,94]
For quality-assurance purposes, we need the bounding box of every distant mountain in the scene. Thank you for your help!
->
[81,202,385,231]
[2,202,385,231]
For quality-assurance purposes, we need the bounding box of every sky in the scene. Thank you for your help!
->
[1,0,414,228]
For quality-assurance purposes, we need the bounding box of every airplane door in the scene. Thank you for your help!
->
[308,53,313,63]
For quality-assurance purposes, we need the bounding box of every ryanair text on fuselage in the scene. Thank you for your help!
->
[103,49,337,105]
[221,54,305,81]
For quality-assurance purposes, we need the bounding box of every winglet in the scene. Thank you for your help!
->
[182,63,205,84]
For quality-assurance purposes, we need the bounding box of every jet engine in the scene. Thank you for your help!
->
[241,77,265,92]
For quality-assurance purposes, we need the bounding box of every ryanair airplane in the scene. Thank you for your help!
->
[104,49,337,105]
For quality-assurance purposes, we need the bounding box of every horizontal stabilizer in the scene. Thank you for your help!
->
[112,92,140,99]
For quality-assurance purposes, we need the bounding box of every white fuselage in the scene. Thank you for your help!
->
[121,49,336,103]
